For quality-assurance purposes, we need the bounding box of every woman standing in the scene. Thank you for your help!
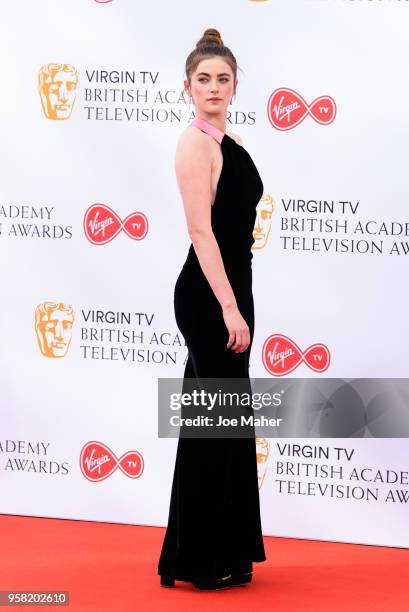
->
[158,27,266,590]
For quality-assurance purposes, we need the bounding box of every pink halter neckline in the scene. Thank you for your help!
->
[189,118,225,144]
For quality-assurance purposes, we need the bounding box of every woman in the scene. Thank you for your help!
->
[158,27,266,590]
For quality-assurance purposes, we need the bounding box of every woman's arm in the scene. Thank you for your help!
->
[174,128,250,353]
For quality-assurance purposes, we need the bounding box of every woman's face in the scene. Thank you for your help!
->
[186,57,237,115]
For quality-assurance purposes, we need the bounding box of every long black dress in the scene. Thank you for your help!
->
[158,117,266,581]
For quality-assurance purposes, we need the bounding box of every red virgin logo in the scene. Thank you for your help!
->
[262,333,330,376]
[267,87,336,130]
[80,441,144,481]
[84,203,148,245]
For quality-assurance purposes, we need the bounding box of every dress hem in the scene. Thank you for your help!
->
[158,552,267,582]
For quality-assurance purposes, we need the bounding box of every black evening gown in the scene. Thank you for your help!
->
[158,117,266,581]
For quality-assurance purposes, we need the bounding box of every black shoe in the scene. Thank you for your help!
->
[160,575,175,588]
[230,571,252,586]
[192,574,232,590]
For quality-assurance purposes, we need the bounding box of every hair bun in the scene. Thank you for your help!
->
[196,28,223,49]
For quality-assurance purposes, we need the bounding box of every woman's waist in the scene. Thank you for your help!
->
[185,242,254,265]
[176,250,252,294]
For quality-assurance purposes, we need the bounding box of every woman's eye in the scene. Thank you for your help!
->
[198,78,229,83]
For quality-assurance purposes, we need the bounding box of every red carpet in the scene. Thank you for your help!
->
[1,514,408,611]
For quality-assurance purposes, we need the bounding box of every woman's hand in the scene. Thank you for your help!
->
[222,304,251,353]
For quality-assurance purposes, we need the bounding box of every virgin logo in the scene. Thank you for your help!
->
[80,441,144,481]
[84,203,148,245]
[267,87,336,130]
[262,333,330,376]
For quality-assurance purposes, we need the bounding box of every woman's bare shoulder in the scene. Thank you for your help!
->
[177,125,210,148]
[175,126,212,162]
[174,126,213,180]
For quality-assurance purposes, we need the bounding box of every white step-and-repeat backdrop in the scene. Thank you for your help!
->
[1,0,408,548]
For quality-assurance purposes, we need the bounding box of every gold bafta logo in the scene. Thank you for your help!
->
[35,302,75,358]
[38,63,79,120]
[252,193,275,250]
[256,437,270,489]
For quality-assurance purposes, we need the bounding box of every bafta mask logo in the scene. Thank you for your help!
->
[256,437,270,489]
[252,193,275,250]
[38,63,79,120]
[35,301,75,358]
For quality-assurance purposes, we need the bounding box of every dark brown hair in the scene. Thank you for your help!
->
[185,28,240,86]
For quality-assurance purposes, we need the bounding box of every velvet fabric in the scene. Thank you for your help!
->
[158,118,266,581]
